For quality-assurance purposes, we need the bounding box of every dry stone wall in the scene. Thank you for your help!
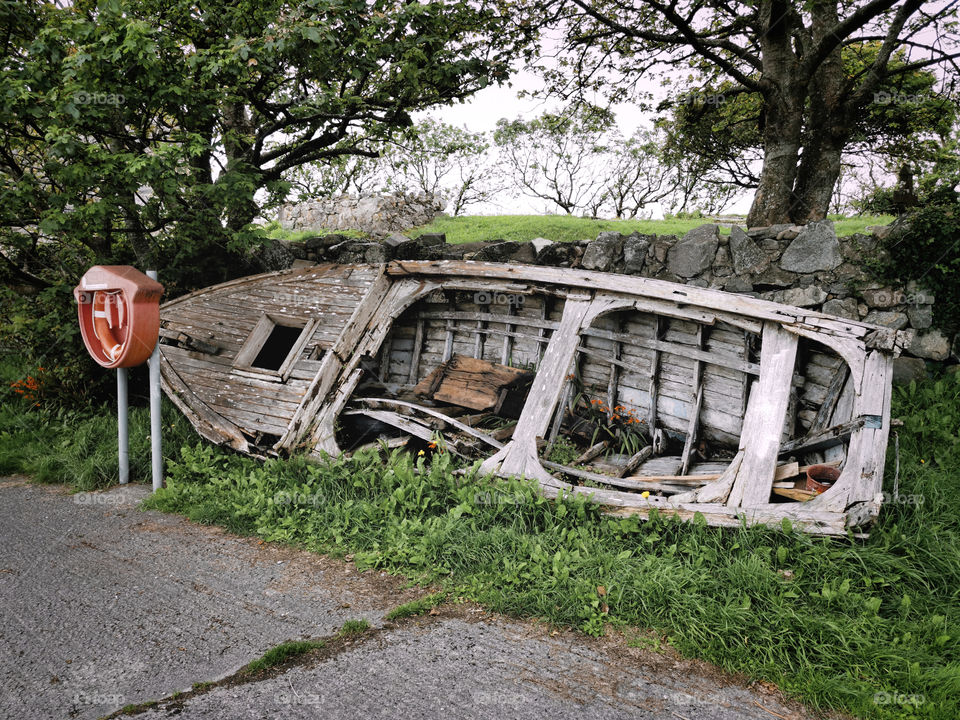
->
[275,218,955,381]
[277,193,444,236]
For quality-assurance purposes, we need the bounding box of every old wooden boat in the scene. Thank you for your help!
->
[158,260,907,536]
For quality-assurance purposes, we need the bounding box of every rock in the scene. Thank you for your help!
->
[652,236,675,263]
[686,278,710,288]
[510,242,537,264]
[861,287,902,308]
[582,231,625,272]
[822,297,860,320]
[530,237,554,254]
[747,224,793,239]
[383,233,411,248]
[253,240,296,271]
[333,240,388,264]
[906,304,933,330]
[893,357,927,385]
[729,226,769,275]
[714,245,732,267]
[304,233,350,251]
[440,241,488,260]
[416,233,446,247]
[750,265,797,288]
[908,329,952,360]
[623,233,651,274]
[473,241,520,262]
[775,225,804,241]
[666,224,719,277]
[779,219,842,272]
[723,276,754,293]
[536,242,577,267]
[867,224,893,240]
[863,310,909,330]
[761,286,827,307]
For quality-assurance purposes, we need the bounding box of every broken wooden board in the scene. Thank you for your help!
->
[413,354,533,414]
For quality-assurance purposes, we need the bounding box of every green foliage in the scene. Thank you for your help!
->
[545,436,580,466]
[338,619,371,636]
[880,196,960,332]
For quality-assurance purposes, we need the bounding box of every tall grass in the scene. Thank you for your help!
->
[135,372,960,720]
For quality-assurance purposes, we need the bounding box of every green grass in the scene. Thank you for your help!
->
[4,351,958,719]
[338,618,371,636]
[244,639,326,674]
[406,214,895,245]
[0,358,197,490]
[384,593,446,621]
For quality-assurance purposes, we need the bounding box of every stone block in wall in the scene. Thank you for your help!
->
[775,225,804,241]
[747,224,793,240]
[760,286,827,307]
[582,231,625,272]
[779,219,842,272]
[861,287,901,308]
[383,233,411,248]
[863,310,909,330]
[893,357,927,385]
[473,241,520,262]
[821,297,859,320]
[441,241,489,260]
[623,233,651,275]
[751,265,797,288]
[508,242,536,264]
[906,304,933,329]
[536,242,577,267]
[722,276,753,293]
[729,226,768,274]
[908,329,951,360]
[667,224,718,277]
[530,237,554,254]
[416,233,447,247]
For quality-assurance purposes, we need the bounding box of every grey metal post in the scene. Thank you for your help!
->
[147,270,163,491]
[117,367,129,484]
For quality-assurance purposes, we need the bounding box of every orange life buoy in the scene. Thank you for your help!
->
[92,291,126,362]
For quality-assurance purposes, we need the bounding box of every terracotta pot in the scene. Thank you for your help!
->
[805,464,841,494]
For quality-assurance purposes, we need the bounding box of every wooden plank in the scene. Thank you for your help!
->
[810,361,850,432]
[442,319,454,362]
[619,446,653,477]
[680,324,706,475]
[501,302,515,365]
[358,398,504,449]
[412,355,532,411]
[728,322,799,508]
[541,460,691,494]
[779,417,866,455]
[407,318,425,385]
[648,316,662,451]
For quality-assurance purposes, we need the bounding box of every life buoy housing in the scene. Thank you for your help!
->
[74,266,164,369]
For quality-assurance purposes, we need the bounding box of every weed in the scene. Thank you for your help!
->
[385,593,446,621]
[338,619,371,637]
[244,640,326,674]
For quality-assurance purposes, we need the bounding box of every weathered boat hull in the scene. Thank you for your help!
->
[159,261,905,536]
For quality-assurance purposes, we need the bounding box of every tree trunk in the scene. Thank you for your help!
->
[791,133,844,223]
[746,97,803,226]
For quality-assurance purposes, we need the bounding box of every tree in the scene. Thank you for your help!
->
[523,0,960,225]
[0,0,530,293]
[381,119,502,216]
[656,47,958,210]
[493,107,615,215]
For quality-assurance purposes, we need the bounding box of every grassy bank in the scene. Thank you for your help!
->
[3,353,957,719]
[407,214,894,245]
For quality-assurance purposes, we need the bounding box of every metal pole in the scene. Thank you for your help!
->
[117,367,129,484]
[147,270,163,491]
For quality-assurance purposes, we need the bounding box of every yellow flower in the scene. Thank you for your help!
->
[641,491,650,499]
[418,450,425,456]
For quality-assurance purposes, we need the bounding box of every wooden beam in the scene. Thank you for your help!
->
[407,318,424,385]
[728,322,799,508]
